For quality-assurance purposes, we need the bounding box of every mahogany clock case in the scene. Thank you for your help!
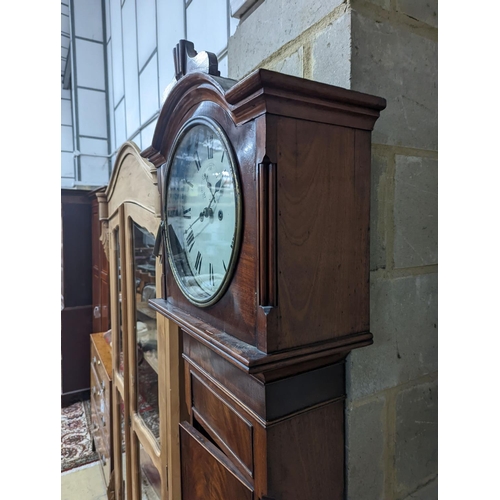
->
[143,69,386,360]
[159,99,258,345]
[139,61,386,500]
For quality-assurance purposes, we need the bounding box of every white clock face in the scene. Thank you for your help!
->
[165,118,241,306]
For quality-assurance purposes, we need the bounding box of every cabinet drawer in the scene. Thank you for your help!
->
[191,372,253,476]
[92,415,111,483]
[90,387,111,451]
[91,341,111,393]
[90,363,110,418]
[180,422,253,500]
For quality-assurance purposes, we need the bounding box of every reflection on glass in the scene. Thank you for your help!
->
[139,441,161,499]
[119,393,127,500]
[116,228,124,377]
[165,122,239,305]
[132,222,159,443]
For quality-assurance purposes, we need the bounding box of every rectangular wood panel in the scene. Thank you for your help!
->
[180,422,254,500]
[273,116,370,350]
[191,372,254,475]
[61,306,92,395]
[62,197,92,307]
[267,400,345,500]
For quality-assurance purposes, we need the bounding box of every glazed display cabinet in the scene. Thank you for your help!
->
[98,142,186,500]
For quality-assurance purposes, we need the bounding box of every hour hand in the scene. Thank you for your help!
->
[203,173,211,188]
[214,177,223,194]
[207,177,223,208]
[203,174,215,199]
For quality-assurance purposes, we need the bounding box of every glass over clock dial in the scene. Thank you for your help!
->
[165,117,242,307]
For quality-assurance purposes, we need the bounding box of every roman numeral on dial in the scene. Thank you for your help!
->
[194,151,202,171]
[209,263,214,286]
[195,251,202,274]
[186,230,195,252]
[208,135,213,159]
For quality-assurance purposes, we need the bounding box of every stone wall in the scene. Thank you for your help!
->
[228,1,438,498]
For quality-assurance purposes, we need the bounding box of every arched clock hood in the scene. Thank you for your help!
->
[141,68,386,169]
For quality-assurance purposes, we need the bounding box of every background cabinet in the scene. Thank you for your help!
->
[91,189,110,333]
[98,142,186,500]
[90,331,113,483]
[61,189,93,405]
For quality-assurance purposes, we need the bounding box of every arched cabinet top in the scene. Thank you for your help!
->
[101,141,160,221]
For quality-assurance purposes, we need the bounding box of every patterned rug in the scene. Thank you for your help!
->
[61,400,99,472]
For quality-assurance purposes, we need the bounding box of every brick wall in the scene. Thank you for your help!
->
[228,1,438,498]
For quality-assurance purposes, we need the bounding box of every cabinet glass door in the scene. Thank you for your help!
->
[119,393,128,500]
[116,227,125,378]
[131,221,160,443]
[139,441,161,499]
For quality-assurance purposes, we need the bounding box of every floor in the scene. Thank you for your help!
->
[61,462,108,500]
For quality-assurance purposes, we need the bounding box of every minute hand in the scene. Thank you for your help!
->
[184,213,202,233]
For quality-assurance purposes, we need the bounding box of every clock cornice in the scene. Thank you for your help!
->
[141,68,386,167]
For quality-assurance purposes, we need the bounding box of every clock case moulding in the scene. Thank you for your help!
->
[142,65,386,385]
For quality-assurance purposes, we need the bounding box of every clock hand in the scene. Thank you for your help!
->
[214,177,223,195]
[203,174,216,204]
[184,206,214,234]
[184,212,203,233]
[207,177,223,210]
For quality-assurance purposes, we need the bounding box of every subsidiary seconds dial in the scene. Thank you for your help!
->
[165,117,242,307]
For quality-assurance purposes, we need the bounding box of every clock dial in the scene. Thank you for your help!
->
[165,118,241,306]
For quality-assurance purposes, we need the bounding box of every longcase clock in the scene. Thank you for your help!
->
[142,40,386,500]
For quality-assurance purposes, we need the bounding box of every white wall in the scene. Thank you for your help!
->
[61,1,75,188]
[104,0,237,171]
[61,0,238,189]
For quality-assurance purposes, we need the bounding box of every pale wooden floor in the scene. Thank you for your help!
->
[61,462,107,500]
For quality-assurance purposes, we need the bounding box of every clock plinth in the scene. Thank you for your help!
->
[144,56,385,500]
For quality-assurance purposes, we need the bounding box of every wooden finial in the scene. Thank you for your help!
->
[173,39,220,80]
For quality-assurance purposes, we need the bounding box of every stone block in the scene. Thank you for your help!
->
[394,155,438,268]
[370,0,391,9]
[370,150,388,271]
[346,396,386,500]
[351,11,437,150]
[311,13,351,89]
[347,273,437,400]
[265,47,304,78]
[228,0,345,80]
[396,380,438,498]
[355,0,391,9]
[403,477,438,500]
[397,0,438,28]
